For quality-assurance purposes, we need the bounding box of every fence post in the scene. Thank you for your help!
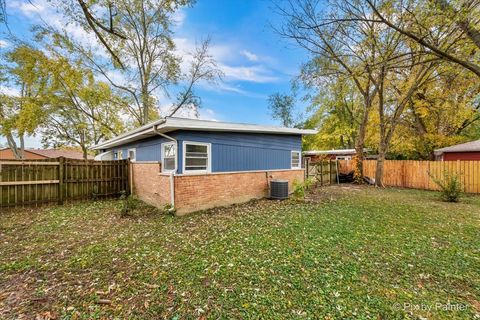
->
[320,161,324,186]
[328,159,331,185]
[305,158,309,180]
[58,157,64,204]
[126,159,131,196]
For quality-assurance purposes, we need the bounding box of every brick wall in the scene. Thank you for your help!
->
[173,169,304,215]
[131,162,171,208]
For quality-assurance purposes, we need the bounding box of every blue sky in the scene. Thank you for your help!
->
[1,0,311,147]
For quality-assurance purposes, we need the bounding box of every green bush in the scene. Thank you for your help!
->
[429,170,462,202]
[292,178,315,200]
[119,191,139,217]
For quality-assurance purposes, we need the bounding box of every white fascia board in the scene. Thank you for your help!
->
[303,149,358,155]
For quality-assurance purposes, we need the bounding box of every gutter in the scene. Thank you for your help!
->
[153,122,177,211]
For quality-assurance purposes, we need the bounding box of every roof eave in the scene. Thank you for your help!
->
[92,119,317,150]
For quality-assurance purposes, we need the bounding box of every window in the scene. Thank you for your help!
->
[291,151,301,169]
[336,156,351,160]
[113,150,123,160]
[183,142,211,173]
[161,142,177,172]
[128,148,136,161]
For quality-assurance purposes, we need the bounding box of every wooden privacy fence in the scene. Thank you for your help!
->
[0,158,130,208]
[338,160,480,194]
[304,159,339,185]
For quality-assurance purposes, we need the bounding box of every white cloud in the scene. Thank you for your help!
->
[172,9,186,29]
[104,70,130,87]
[240,50,258,62]
[199,108,218,121]
[174,37,278,84]
[7,1,46,17]
[199,82,267,99]
[157,101,218,121]
[0,40,10,48]
[0,86,20,96]
[219,64,278,83]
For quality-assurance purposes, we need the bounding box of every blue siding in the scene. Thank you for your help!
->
[110,135,169,161]
[108,130,302,174]
[213,144,290,171]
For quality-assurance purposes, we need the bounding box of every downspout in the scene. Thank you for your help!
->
[153,122,177,211]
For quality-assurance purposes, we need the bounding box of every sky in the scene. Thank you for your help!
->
[0,0,311,148]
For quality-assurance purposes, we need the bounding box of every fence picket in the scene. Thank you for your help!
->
[0,159,129,208]
[337,159,480,194]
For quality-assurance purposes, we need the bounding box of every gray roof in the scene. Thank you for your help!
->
[93,117,317,150]
[434,139,480,154]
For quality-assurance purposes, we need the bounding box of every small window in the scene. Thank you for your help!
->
[118,151,123,160]
[336,156,351,161]
[291,151,301,169]
[183,142,210,173]
[161,142,177,172]
[128,148,136,161]
[113,151,118,160]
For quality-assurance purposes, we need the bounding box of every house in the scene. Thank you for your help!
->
[434,139,480,161]
[92,117,317,215]
[0,148,93,160]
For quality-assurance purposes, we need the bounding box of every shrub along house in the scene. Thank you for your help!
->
[93,117,316,215]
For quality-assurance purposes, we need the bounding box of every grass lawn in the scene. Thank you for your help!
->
[1,185,479,319]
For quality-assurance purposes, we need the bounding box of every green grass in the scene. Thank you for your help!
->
[1,186,479,319]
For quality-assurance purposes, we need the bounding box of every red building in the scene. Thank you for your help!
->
[434,140,480,161]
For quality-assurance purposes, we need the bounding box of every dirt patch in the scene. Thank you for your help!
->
[305,183,365,202]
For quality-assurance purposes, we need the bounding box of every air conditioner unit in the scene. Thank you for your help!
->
[270,179,289,200]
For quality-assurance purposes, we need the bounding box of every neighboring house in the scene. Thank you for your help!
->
[92,117,316,214]
[304,149,357,161]
[303,149,374,162]
[0,148,92,160]
[434,139,480,161]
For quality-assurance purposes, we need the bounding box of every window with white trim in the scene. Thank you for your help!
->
[161,142,176,172]
[128,148,136,161]
[291,151,301,168]
[115,150,123,160]
[183,142,210,173]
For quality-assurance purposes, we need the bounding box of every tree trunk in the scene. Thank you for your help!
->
[141,86,149,125]
[82,147,88,160]
[375,142,387,187]
[353,97,371,183]
[6,133,21,160]
[354,130,365,184]
[19,134,25,159]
